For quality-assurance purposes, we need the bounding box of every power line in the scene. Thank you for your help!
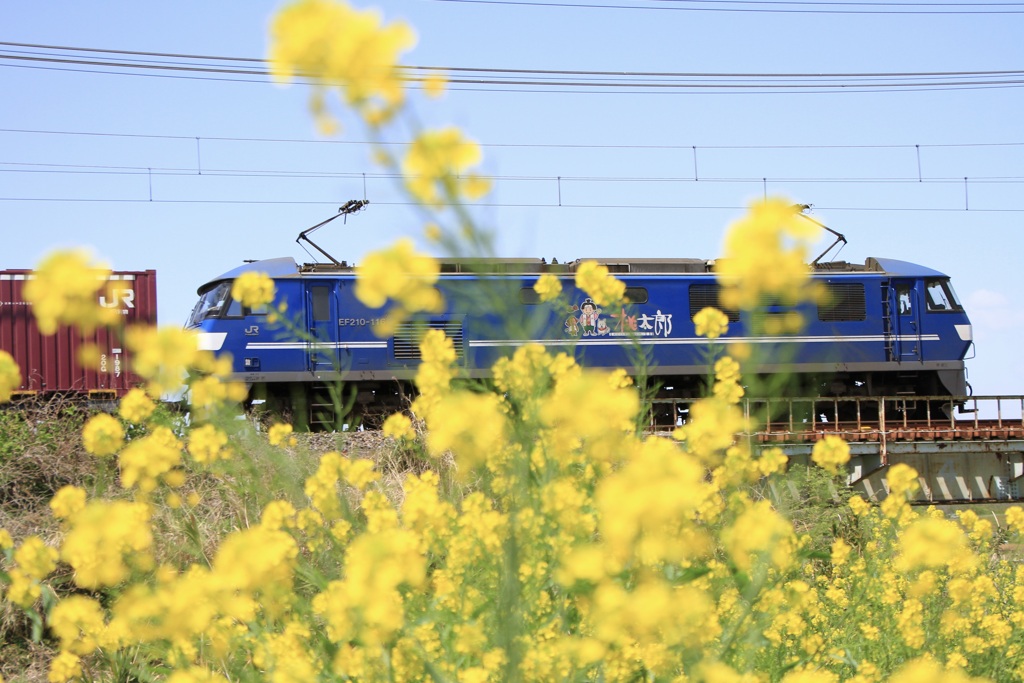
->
[3,161,1023,186]
[0,196,1021,212]
[7,41,1023,77]
[2,129,1020,211]
[3,42,1024,93]
[2,126,1022,153]
[430,0,1024,13]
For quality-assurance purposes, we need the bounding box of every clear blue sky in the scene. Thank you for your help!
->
[3,0,1022,396]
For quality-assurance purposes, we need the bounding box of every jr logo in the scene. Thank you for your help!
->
[99,288,135,309]
[244,325,260,336]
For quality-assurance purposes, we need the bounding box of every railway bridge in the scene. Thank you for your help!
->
[649,395,1024,504]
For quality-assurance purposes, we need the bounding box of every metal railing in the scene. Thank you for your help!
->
[648,395,1024,444]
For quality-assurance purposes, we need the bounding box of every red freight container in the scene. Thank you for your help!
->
[0,269,157,400]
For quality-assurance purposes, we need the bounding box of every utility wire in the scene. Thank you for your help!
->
[0,196,1021,212]
[5,41,1024,79]
[3,161,1023,186]
[2,126,1022,153]
[430,0,1024,13]
[3,42,1024,93]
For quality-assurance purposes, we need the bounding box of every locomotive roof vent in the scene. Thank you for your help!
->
[439,258,547,274]
[570,258,711,274]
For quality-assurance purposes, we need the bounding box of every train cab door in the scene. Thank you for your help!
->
[890,280,922,362]
[307,283,339,372]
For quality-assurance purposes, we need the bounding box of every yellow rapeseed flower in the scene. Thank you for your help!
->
[118,387,156,424]
[82,413,125,457]
[714,198,821,312]
[14,536,58,580]
[423,72,447,98]
[673,396,747,465]
[382,412,416,441]
[425,390,508,476]
[830,538,852,567]
[533,273,563,302]
[848,494,871,517]
[401,471,455,554]
[231,271,275,309]
[595,437,712,566]
[1005,505,1024,535]
[882,463,922,519]
[410,329,457,418]
[340,457,380,490]
[304,451,342,514]
[713,378,745,404]
[188,424,232,464]
[714,356,741,384]
[269,0,416,126]
[424,221,442,242]
[539,368,639,463]
[268,423,297,447]
[574,260,626,307]
[888,656,986,683]
[722,500,796,572]
[49,595,107,655]
[261,501,298,532]
[189,374,248,415]
[781,670,839,683]
[6,568,41,607]
[50,485,87,520]
[402,127,490,207]
[212,525,299,599]
[125,325,201,398]
[313,528,426,646]
[60,499,153,589]
[895,516,973,572]
[24,249,120,335]
[0,350,22,402]
[811,435,851,475]
[494,343,547,396]
[354,238,444,335]
[118,426,184,493]
[693,306,729,339]
[166,668,230,683]
[756,446,788,477]
[888,463,922,496]
[47,652,83,683]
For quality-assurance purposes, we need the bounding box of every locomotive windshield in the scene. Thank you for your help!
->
[925,278,964,313]
[187,281,231,327]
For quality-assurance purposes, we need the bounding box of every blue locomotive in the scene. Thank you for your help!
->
[187,245,974,428]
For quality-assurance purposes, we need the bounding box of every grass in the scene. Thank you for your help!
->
[0,400,417,682]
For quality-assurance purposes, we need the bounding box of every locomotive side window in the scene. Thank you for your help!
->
[311,286,331,322]
[187,282,232,326]
[817,283,866,322]
[896,284,913,315]
[925,279,963,312]
[689,284,740,322]
[519,288,541,305]
[624,287,648,304]
[225,299,269,318]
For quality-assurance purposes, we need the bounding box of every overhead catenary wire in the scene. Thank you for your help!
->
[3,161,1024,186]
[2,126,1022,210]
[0,196,1021,212]
[428,0,1024,13]
[2,126,1023,152]
[3,42,1024,93]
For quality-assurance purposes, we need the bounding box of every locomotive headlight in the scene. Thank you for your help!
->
[197,332,227,351]
[954,324,973,341]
